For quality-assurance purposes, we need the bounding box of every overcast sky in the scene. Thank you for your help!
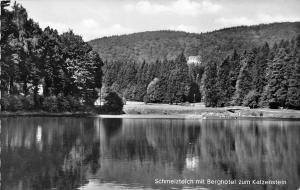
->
[16,0,300,41]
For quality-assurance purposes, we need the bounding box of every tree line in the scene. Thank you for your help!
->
[102,53,202,104]
[102,35,300,109]
[204,37,300,109]
[1,2,103,112]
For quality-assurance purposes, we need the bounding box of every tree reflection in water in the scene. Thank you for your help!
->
[1,117,299,190]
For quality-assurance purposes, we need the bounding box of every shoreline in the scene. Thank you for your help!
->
[1,102,300,120]
[1,110,300,121]
[98,114,300,121]
[0,111,96,118]
[122,102,300,120]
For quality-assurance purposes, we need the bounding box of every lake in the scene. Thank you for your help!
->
[1,117,299,190]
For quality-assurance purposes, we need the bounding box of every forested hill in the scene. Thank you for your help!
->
[89,22,300,63]
[89,22,300,109]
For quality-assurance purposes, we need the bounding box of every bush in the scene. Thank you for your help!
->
[57,95,71,112]
[0,95,23,112]
[259,112,263,117]
[243,90,259,108]
[67,96,83,112]
[0,95,10,111]
[0,94,35,111]
[30,94,43,110]
[10,95,23,111]
[269,99,280,109]
[143,95,148,104]
[101,91,124,114]
[0,94,88,113]
[43,96,58,112]
[21,95,35,110]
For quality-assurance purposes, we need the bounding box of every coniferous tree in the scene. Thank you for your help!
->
[253,43,270,95]
[232,49,256,105]
[187,82,201,103]
[146,77,160,102]
[263,48,290,108]
[203,62,219,107]
[134,61,147,101]
[285,35,300,109]
[217,57,231,106]
[168,53,189,103]
[155,61,170,103]
[228,50,241,102]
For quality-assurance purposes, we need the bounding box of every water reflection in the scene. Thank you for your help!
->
[1,117,299,190]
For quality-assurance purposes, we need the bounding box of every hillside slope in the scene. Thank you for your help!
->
[89,22,300,64]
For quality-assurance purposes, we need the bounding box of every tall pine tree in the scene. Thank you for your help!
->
[203,62,219,107]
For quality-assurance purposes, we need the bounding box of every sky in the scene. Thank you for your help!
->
[16,0,300,41]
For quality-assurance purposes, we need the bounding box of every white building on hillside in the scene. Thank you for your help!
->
[187,56,201,65]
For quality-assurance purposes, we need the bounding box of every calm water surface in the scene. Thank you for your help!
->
[1,117,300,190]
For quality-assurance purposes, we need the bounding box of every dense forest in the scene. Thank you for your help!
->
[0,2,103,112]
[204,39,300,109]
[100,36,300,109]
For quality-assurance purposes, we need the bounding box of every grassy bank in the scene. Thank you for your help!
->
[124,102,300,119]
